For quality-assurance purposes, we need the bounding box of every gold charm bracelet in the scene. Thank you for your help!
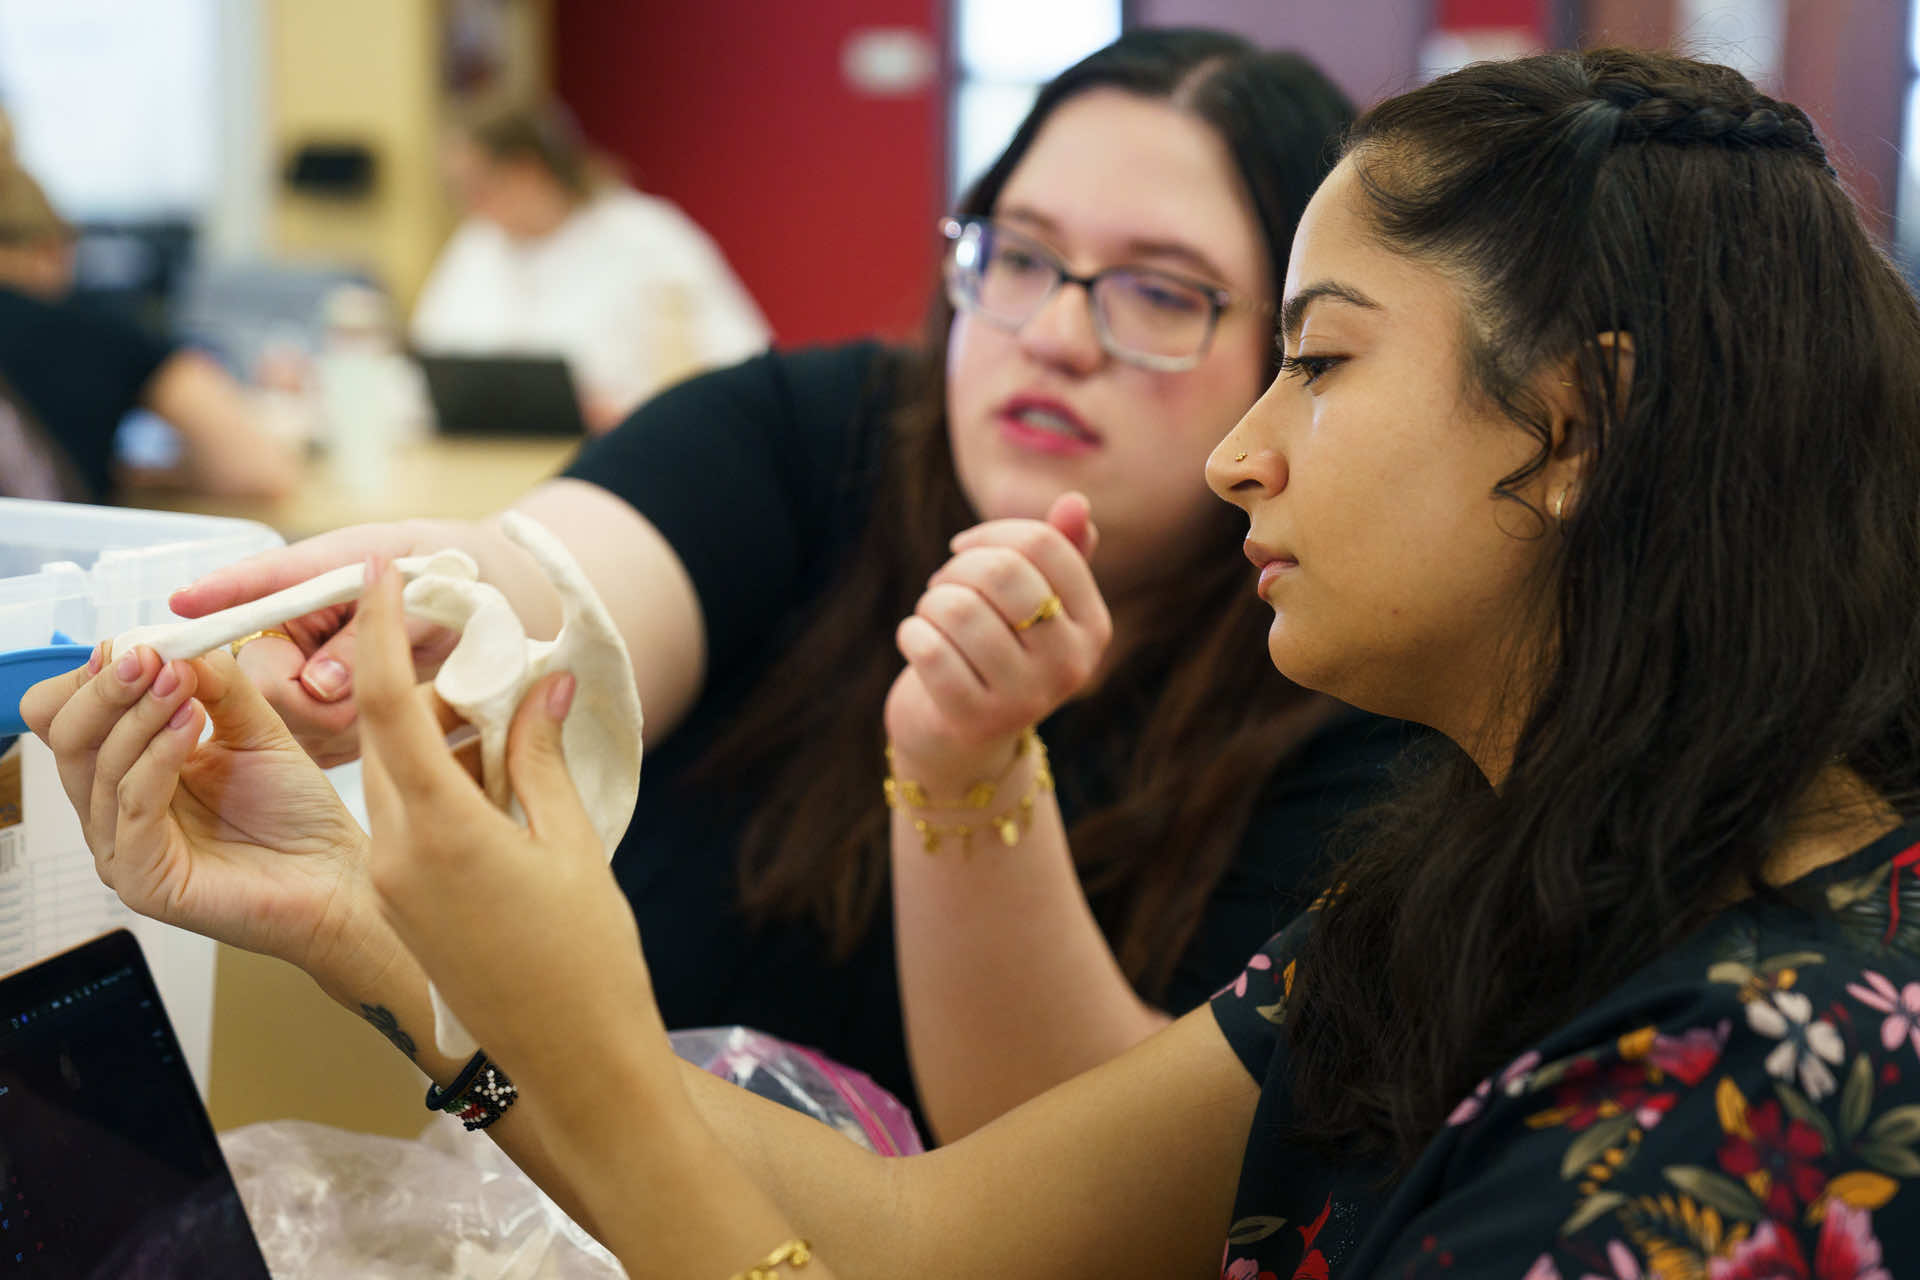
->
[883,728,1053,855]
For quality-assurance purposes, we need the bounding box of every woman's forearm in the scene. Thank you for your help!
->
[305,942,616,1241]
[888,739,1171,1144]
[307,936,875,1272]
[312,939,1250,1278]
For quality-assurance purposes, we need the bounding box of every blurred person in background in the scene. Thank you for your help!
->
[411,101,770,433]
[0,129,298,503]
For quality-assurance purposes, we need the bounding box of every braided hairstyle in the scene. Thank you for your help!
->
[1285,48,1920,1166]
[1567,66,1835,174]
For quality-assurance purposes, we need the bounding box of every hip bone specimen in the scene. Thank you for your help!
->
[114,512,644,1057]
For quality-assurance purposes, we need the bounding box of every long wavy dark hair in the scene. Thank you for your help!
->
[1285,48,1920,1166]
[702,30,1355,998]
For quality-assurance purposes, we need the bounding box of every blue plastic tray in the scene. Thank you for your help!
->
[1,637,90,735]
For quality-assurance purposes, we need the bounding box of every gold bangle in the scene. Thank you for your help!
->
[730,1237,812,1280]
[883,729,1053,855]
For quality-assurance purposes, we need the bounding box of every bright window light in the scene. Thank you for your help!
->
[950,0,1120,201]
[957,0,1120,82]
[1899,79,1920,270]
[0,0,219,219]
[952,81,1040,197]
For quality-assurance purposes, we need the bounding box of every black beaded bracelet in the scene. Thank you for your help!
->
[425,1050,518,1130]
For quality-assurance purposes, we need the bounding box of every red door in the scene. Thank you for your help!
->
[553,1,946,347]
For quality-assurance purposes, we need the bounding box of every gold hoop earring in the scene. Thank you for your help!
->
[1550,490,1569,521]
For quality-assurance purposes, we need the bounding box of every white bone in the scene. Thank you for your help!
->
[111,549,479,662]
[113,513,644,1059]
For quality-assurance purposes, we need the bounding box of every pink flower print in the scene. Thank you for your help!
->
[1226,952,1274,1000]
[1525,1257,1564,1280]
[1708,1202,1891,1280]
[1845,970,1920,1060]
[1499,1049,1544,1095]
[1448,1079,1492,1127]
[1223,1258,1276,1280]
[1815,1201,1892,1280]
[1448,1049,1544,1126]
[1710,1220,1809,1279]
[1582,1239,1645,1280]
[1648,1022,1731,1086]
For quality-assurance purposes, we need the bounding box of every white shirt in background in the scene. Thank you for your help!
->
[410,187,771,424]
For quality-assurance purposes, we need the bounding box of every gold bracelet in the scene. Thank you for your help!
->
[883,729,1053,855]
[730,1237,812,1280]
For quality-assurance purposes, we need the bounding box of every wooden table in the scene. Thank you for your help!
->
[133,435,579,1136]
[133,435,581,540]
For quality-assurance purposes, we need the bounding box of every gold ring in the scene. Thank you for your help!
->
[229,628,292,658]
[1012,594,1063,632]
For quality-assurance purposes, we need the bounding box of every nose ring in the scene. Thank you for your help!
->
[1233,452,1248,462]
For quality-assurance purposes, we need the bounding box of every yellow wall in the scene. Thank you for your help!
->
[267,0,453,307]
[209,944,429,1138]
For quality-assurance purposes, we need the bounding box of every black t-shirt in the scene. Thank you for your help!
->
[564,341,1413,1125]
[1213,824,1920,1277]
[0,287,173,501]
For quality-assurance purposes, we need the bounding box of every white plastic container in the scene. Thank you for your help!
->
[0,498,283,1097]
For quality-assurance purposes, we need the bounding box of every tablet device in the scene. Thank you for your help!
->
[0,929,272,1277]
[416,352,589,437]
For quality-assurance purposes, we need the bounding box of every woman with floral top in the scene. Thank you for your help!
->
[25,46,1920,1280]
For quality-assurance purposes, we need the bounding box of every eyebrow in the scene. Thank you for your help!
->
[997,205,1235,285]
[1280,281,1383,343]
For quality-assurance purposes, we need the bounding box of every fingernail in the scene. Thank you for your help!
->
[152,662,180,698]
[547,672,575,719]
[168,700,194,730]
[115,651,141,682]
[302,658,350,701]
[86,644,104,675]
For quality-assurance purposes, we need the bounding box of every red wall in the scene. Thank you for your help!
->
[552,1,945,348]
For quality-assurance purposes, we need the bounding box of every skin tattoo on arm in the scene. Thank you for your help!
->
[361,1004,418,1061]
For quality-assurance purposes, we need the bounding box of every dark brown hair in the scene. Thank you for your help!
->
[458,101,606,197]
[704,29,1355,998]
[1284,47,1920,1165]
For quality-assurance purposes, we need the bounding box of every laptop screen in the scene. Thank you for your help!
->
[0,930,270,1278]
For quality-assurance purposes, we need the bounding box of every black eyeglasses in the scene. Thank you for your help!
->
[939,216,1266,372]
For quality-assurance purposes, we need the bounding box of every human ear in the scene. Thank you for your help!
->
[1541,331,1634,516]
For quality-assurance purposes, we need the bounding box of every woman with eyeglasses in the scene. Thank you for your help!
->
[159,29,1379,1142]
[36,44,1920,1279]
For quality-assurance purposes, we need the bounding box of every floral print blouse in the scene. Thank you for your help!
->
[1212,824,1920,1279]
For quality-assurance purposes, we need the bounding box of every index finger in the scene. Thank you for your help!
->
[353,557,471,805]
[169,524,413,619]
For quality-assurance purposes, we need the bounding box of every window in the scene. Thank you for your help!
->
[1900,1,1920,274]
[0,0,219,220]
[950,0,1122,199]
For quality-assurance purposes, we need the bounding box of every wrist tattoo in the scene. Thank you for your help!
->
[360,1003,417,1060]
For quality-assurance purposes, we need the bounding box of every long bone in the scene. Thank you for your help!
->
[111,549,482,663]
[111,514,644,1058]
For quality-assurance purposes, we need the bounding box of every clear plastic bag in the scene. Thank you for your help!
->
[219,1119,625,1279]
[667,1026,924,1157]
[222,1027,921,1277]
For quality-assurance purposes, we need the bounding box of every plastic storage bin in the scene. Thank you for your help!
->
[0,498,283,1097]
